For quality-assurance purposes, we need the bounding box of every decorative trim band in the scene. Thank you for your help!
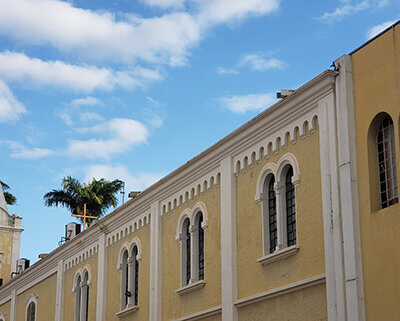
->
[234,274,325,308]
[175,280,206,295]
[65,243,99,271]
[172,305,222,321]
[257,245,300,265]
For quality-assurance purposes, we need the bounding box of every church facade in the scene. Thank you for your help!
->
[0,22,399,321]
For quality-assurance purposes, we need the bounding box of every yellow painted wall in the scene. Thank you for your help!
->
[0,231,13,284]
[236,126,326,299]
[105,224,150,321]
[351,24,400,320]
[162,186,221,320]
[15,272,57,321]
[0,299,10,320]
[238,283,327,321]
[63,254,98,321]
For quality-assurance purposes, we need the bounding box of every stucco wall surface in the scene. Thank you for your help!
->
[0,231,13,283]
[236,126,326,299]
[162,186,221,320]
[237,283,327,321]
[63,253,98,321]
[15,272,57,321]
[0,299,10,320]
[106,224,150,321]
[351,24,400,320]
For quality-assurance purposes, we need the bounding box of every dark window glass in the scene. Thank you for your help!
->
[286,167,296,246]
[134,247,139,305]
[186,222,191,284]
[268,176,277,253]
[198,214,205,280]
[377,116,398,208]
[27,302,35,321]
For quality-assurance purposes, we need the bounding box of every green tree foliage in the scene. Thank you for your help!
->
[44,176,124,227]
[0,181,17,206]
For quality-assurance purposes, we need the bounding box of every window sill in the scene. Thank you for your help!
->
[116,305,138,317]
[257,245,299,265]
[175,280,206,295]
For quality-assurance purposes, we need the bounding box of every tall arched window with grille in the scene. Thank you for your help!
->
[193,212,205,281]
[120,250,129,310]
[285,166,296,246]
[26,302,36,321]
[74,275,81,321]
[377,116,398,208]
[131,245,139,306]
[180,218,191,286]
[81,271,89,321]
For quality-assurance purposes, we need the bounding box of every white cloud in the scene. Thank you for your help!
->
[0,0,279,66]
[79,112,104,122]
[67,118,149,159]
[0,52,142,92]
[216,67,239,75]
[217,92,276,113]
[84,164,164,192]
[367,20,396,39]
[318,1,369,22]
[0,80,26,123]
[240,54,285,71]
[6,140,55,159]
[71,96,103,107]
[139,0,186,9]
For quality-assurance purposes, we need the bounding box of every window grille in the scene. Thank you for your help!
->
[185,222,191,284]
[85,287,89,321]
[123,251,129,307]
[377,116,398,208]
[27,302,35,321]
[286,167,296,246]
[75,275,81,321]
[268,176,277,253]
[133,247,139,305]
[198,214,205,280]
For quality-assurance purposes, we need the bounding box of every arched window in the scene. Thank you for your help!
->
[74,275,81,321]
[183,218,191,285]
[261,174,277,254]
[368,113,398,210]
[285,166,296,246]
[377,116,398,208]
[81,271,89,321]
[26,302,36,321]
[193,211,205,281]
[131,245,139,306]
[198,214,204,280]
[120,250,129,309]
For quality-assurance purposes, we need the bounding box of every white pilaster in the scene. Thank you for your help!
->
[10,289,16,321]
[220,156,238,321]
[55,260,64,321]
[96,233,107,321]
[318,93,347,321]
[334,54,365,321]
[149,201,162,321]
[10,231,21,274]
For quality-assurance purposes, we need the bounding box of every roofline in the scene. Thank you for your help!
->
[350,19,400,55]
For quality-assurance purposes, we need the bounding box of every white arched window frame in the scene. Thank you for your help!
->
[25,294,37,321]
[0,311,5,321]
[72,266,91,321]
[175,202,208,294]
[117,238,141,312]
[255,153,300,265]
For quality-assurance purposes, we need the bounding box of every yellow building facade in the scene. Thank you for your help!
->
[1,23,399,321]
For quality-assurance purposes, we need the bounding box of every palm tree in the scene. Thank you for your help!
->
[44,176,124,227]
[0,181,17,206]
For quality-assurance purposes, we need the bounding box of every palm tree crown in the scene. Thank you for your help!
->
[44,176,124,227]
[0,181,17,206]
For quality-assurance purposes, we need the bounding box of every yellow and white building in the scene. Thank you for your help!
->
[1,21,400,321]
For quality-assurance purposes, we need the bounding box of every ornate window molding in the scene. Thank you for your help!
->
[176,202,208,293]
[255,153,300,263]
[117,239,141,315]
[25,294,37,321]
[72,265,91,321]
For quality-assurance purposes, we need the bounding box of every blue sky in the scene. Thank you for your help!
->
[0,0,398,263]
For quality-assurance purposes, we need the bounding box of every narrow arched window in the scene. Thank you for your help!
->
[268,176,277,253]
[197,213,205,280]
[27,302,36,321]
[285,167,296,246]
[377,116,398,208]
[181,218,191,285]
[74,275,81,321]
[120,250,129,309]
[81,271,89,321]
[132,246,139,306]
